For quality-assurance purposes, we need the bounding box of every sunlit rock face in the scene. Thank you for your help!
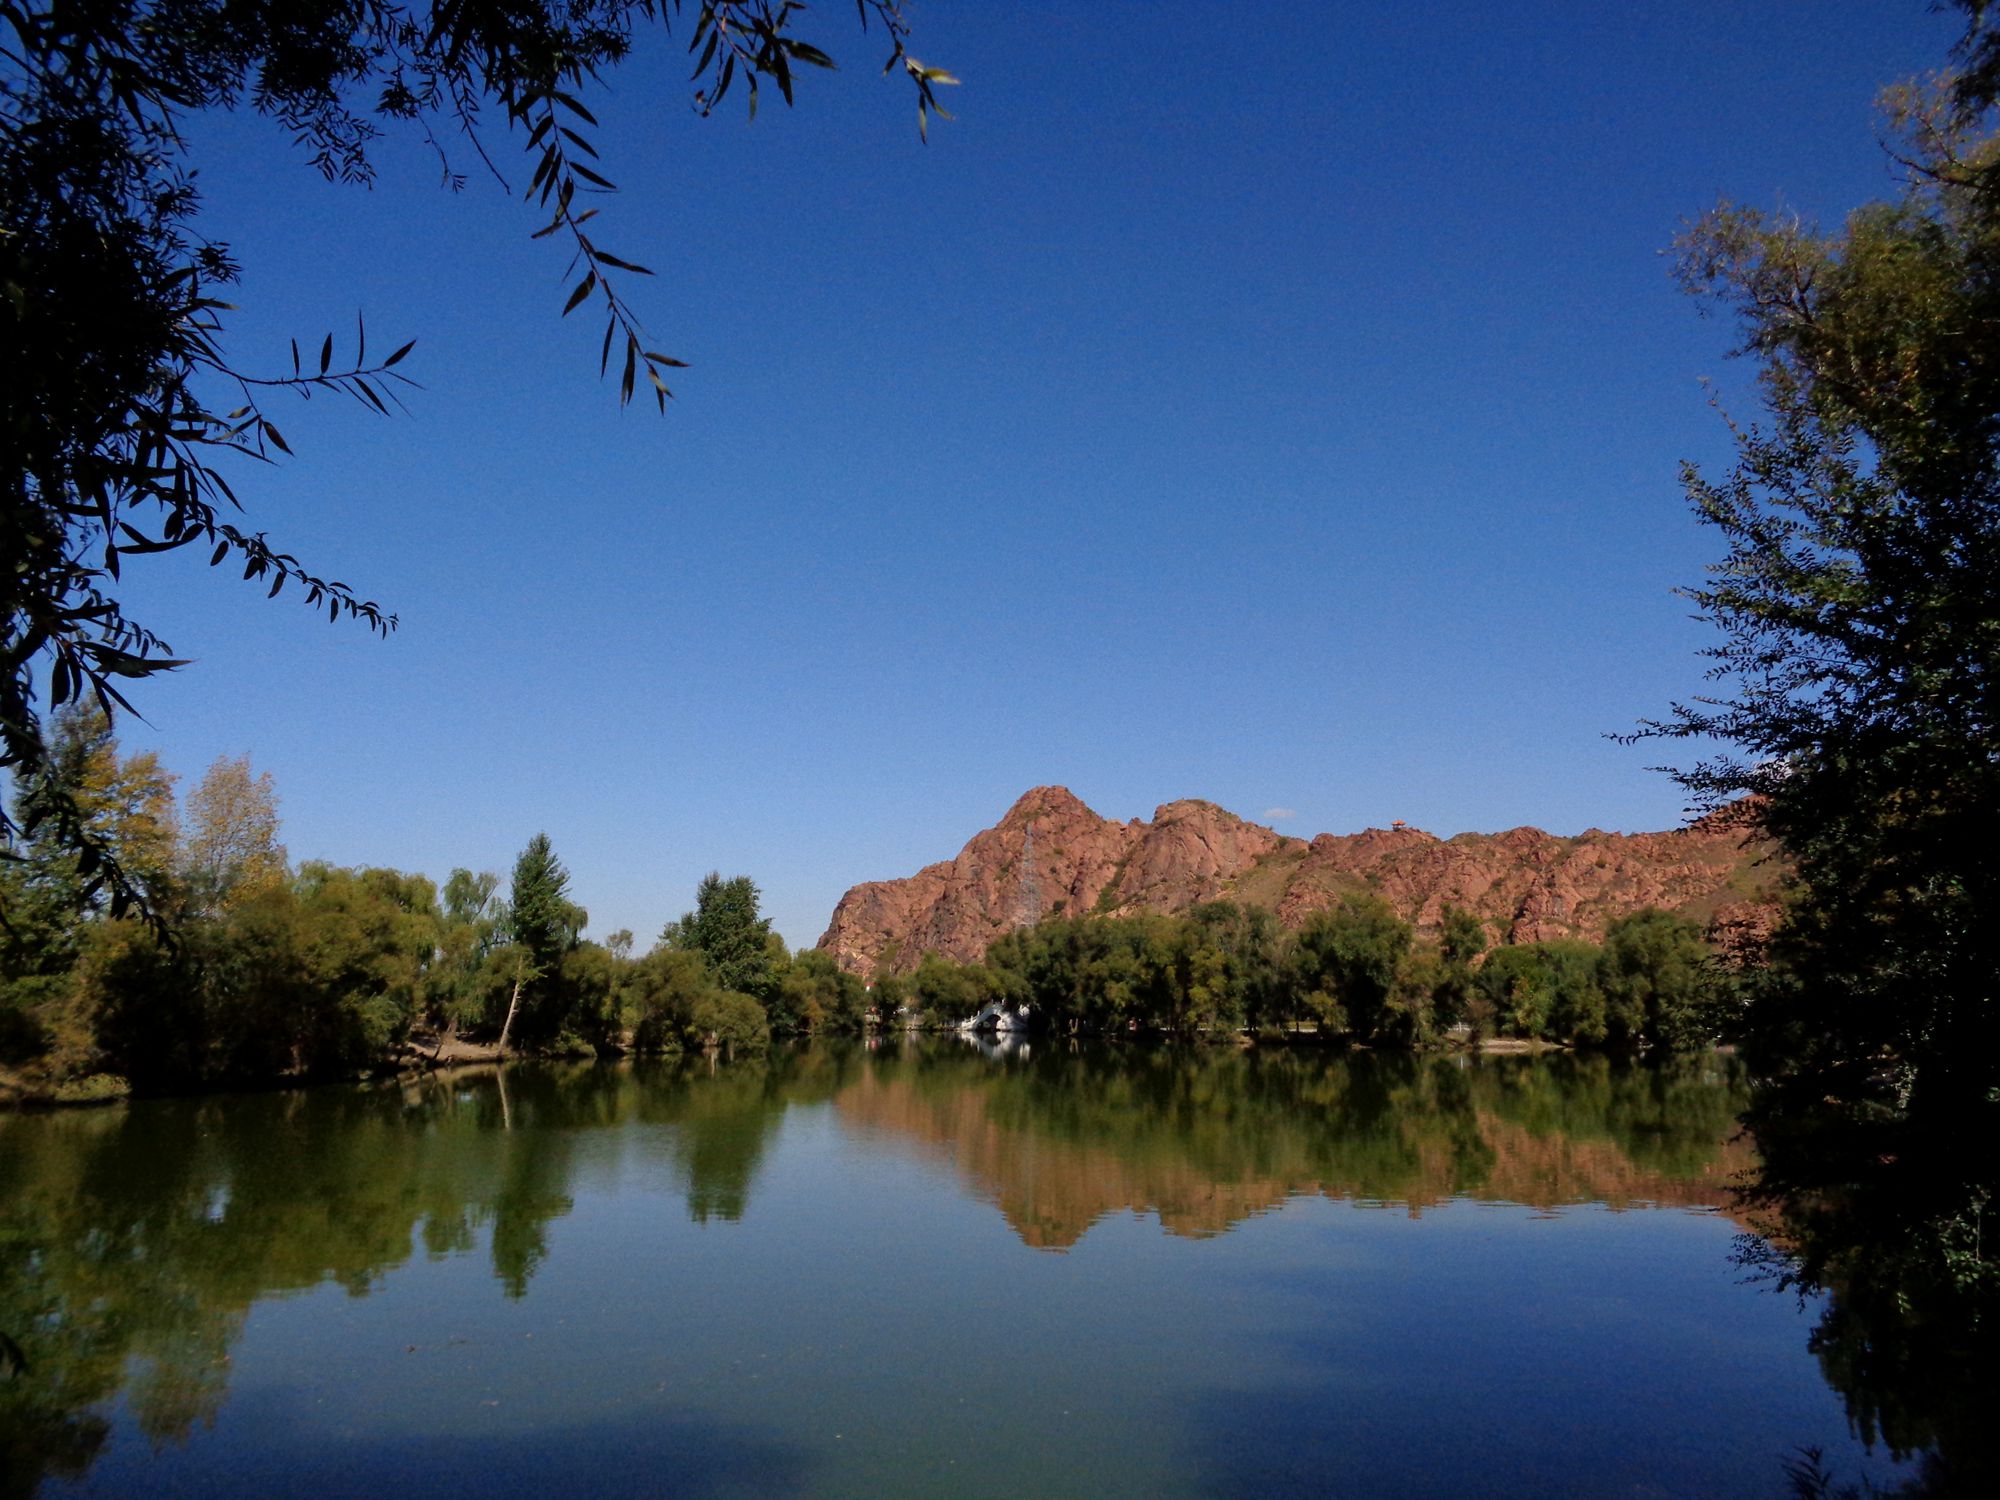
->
[816,788,1777,976]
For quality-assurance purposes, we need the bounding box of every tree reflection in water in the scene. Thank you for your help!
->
[1734,1064,1996,1498]
[0,1044,1945,1495]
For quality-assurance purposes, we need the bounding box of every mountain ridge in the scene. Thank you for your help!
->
[816,786,1779,976]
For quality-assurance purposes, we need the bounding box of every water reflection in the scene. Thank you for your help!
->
[838,1045,1752,1248]
[0,1045,1801,1496]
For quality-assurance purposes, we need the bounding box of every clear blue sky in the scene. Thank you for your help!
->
[107,1,1964,947]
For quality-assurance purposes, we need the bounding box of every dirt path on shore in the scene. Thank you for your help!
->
[404,1034,505,1068]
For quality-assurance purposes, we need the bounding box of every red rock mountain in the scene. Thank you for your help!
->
[816,786,1779,976]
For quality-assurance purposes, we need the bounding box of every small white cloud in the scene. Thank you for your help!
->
[1262,807,1297,822]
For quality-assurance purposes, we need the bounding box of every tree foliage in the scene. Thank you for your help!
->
[1638,8,2000,1474]
[771,947,868,1033]
[1288,894,1414,1045]
[1432,903,1488,1034]
[181,752,286,913]
[661,871,775,1000]
[626,945,717,1053]
[1596,908,1727,1051]
[1,0,952,919]
[428,866,502,1033]
[963,902,1722,1051]
[4,728,906,1087]
[1643,29,2000,1313]
[501,831,585,1046]
[1,705,173,1064]
[0,1044,1759,1495]
[84,867,438,1089]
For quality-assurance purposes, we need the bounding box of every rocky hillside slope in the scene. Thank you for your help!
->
[816,786,1778,977]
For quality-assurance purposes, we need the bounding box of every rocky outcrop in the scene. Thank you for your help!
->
[1271,807,1775,945]
[1102,798,1299,915]
[816,787,1779,976]
[814,786,1138,976]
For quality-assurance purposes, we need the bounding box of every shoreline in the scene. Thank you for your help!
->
[3,1030,1686,1112]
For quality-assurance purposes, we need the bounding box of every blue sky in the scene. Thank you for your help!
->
[106,2,1964,946]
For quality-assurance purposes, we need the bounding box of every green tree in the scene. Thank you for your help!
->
[773,948,868,1033]
[627,947,711,1052]
[1287,895,1414,1044]
[2,1,952,918]
[908,952,979,1028]
[1475,941,1604,1043]
[84,862,445,1088]
[500,833,584,1049]
[867,971,906,1028]
[1638,13,2000,1474]
[556,941,622,1054]
[443,867,502,927]
[1643,58,2000,1292]
[429,868,502,1037]
[1433,905,1488,1034]
[1475,944,1553,1040]
[507,834,580,965]
[287,863,442,1063]
[1596,909,1721,1051]
[1538,941,1608,1045]
[662,872,776,1000]
[2,707,175,1070]
[1382,943,1442,1049]
[690,990,771,1054]
[1187,901,1283,1033]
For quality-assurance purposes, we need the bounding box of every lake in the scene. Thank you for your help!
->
[0,1043,1911,1497]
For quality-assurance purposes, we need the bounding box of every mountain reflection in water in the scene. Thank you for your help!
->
[836,1045,1752,1248]
[0,1045,1884,1500]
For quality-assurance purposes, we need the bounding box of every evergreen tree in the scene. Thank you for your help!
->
[662,873,776,1000]
[508,835,579,967]
[502,833,585,1047]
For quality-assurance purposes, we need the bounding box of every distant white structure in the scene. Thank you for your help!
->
[958,1000,1029,1034]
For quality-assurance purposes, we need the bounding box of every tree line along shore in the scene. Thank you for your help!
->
[0,709,1737,1105]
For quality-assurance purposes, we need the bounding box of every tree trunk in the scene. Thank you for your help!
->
[497,978,523,1056]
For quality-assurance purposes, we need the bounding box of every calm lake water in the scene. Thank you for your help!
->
[1,1043,1910,1498]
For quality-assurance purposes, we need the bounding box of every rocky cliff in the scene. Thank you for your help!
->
[816,786,1779,976]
